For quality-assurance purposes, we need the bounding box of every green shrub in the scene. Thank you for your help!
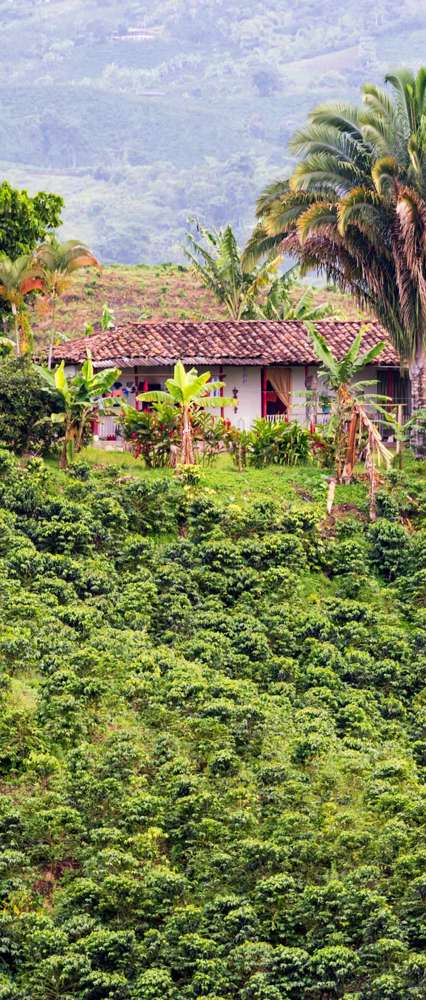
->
[368,520,411,580]
[0,359,62,454]
[248,419,310,467]
[0,454,424,998]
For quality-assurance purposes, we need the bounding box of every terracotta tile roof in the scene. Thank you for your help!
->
[53,320,400,368]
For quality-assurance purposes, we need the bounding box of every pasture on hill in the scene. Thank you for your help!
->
[32,264,364,340]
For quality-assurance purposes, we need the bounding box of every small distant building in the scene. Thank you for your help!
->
[53,319,409,442]
[112,26,163,42]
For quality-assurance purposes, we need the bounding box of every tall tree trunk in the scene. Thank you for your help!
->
[409,346,426,454]
[181,406,194,465]
[59,439,68,469]
[342,409,358,483]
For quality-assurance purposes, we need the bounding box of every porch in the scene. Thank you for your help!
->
[90,362,410,444]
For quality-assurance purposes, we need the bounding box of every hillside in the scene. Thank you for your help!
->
[1,450,426,997]
[33,264,365,343]
[1,1,425,261]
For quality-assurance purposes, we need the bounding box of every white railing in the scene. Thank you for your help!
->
[96,415,120,440]
[265,414,287,423]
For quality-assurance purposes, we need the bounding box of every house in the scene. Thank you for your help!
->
[53,320,409,442]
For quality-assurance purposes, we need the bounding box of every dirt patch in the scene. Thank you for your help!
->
[321,502,366,536]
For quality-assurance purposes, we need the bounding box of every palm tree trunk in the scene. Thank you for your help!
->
[409,347,426,453]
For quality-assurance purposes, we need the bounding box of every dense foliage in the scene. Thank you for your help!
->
[243,419,311,468]
[121,404,226,468]
[0,358,62,453]
[0,181,62,261]
[1,451,426,998]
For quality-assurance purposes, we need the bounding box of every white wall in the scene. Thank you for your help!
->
[107,365,262,429]
[214,365,310,428]
[289,366,307,425]
[213,366,261,430]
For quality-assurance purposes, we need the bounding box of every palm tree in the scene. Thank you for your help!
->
[185,220,279,320]
[243,67,426,421]
[36,354,120,468]
[0,254,43,355]
[138,360,233,465]
[35,237,100,368]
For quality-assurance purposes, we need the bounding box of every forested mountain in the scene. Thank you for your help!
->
[2,0,425,262]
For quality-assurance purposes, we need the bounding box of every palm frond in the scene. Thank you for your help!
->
[337,186,384,236]
[297,202,338,242]
[255,179,291,217]
[385,69,418,133]
[291,152,367,195]
[241,223,283,269]
[308,102,366,138]
[362,83,395,119]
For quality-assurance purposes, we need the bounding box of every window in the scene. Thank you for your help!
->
[266,380,287,416]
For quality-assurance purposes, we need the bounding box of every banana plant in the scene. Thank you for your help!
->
[309,325,392,495]
[382,406,426,469]
[138,360,234,465]
[185,220,280,320]
[255,268,334,321]
[36,355,120,468]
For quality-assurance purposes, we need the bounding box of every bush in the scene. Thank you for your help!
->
[248,419,311,468]
[368,520,411,580]
[0,359,61,454]
[121,404,178,467]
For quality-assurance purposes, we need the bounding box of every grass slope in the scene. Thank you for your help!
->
[33,264,364,343]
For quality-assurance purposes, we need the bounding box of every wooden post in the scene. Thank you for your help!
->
[142,378,148,412]
[219,366,224,419]
[261,367,267,418]
[366,429,378,522]
[396,402,403,469]
[326,477,336,516]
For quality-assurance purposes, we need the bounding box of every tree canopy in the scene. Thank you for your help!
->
[0,180,63,260]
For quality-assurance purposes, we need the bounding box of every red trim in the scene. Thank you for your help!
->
[142,378,149,412]
[219,366,224,418]
[261,367,267,418]
[135,366,141,411]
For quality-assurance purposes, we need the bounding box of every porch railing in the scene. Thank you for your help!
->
[95,415,120,440]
